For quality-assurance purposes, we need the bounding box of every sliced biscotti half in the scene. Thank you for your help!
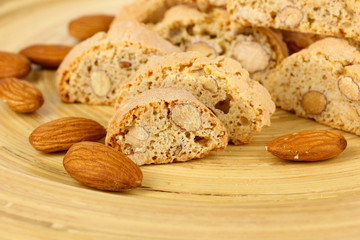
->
[266,38,360,136]
[56,21,180,105]
[113,1,288,85]
[116,52,276,145]
[106,88,228,165]
[228,0,360,41]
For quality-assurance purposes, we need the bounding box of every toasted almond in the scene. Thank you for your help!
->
[68,14,115,40]
[0,51,31,78]
[29,117,106,152]
[20,44,72,68]
[267,130,347,161]
[63,142,142,191]
[0,78,44,113]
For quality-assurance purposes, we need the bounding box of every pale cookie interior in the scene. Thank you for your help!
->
[267,38,360,135]
[61,43,154,105]
[107,91,228,165]
[228,0,360,41]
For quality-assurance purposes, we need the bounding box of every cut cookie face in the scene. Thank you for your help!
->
[116,52,276,145]
[112,1,288,85]
[106,88,228,165]
[266,38,360,136]
[56,21,180,105]
[228,0,360,41]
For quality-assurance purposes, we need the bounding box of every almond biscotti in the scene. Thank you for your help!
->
[106,88,228,165]
[281,30,360,54]
[266,38,360,136]
[116,52,276,145]
[228,0,360,41]
[56,21,179,105]
[113,0,288,85]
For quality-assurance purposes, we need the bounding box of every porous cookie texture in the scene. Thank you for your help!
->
[266,38,360,136]
[56,21,179,105]
[106,88,228,165]
[228,0,360,41]
[116,52,276,145]
[113,1,288,85]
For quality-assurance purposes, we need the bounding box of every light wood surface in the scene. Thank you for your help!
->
[1,0,360,239]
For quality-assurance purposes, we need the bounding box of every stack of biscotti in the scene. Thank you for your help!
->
[228,0,360,136]
[112,0,289,85]
[54,0,280,166]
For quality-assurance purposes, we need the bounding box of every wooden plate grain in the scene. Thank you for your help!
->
[1,0,360,239]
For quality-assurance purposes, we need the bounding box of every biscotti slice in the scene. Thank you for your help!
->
[116,52,276,145]
[106,88,228,165]
[56,21,180,105]
[228,0,360,41]
[113,1,288,85]
[266,38,360,136]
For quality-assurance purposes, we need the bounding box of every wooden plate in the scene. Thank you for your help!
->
[1,0,360,239]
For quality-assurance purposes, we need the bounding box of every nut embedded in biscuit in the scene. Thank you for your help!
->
[338,76,360,101]
[232,40,270,73]
[171,103,202,131]
[173,145,182,156]
[278,6,304,27]
[90,70,111,97]
[202,76,219,93]
[185,41,217,58]
[125,126,149,153]
[301,90,327,115]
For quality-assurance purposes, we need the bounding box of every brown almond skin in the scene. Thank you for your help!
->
[68,14,114,40]
[267,130,347,161]
[29,117,107,152]
[63,142,142,191]
[0,51,31,78]
[20,44,72,68]
[0,78,44,113]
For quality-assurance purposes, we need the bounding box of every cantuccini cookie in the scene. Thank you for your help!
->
[266,38,360,136]
[113,0,288,84]
[116,52,276,145]
[228,0,360,41]
[56,21,179,105]
[106,88,228,165]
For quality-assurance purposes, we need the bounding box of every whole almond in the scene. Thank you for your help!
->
[68,14,114,40]
[63,142,142,191]
[266,130,347,161]
[29,117,106,152]
[20,44,72,68]
[0,78,44,113]
[0,51,31,78]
